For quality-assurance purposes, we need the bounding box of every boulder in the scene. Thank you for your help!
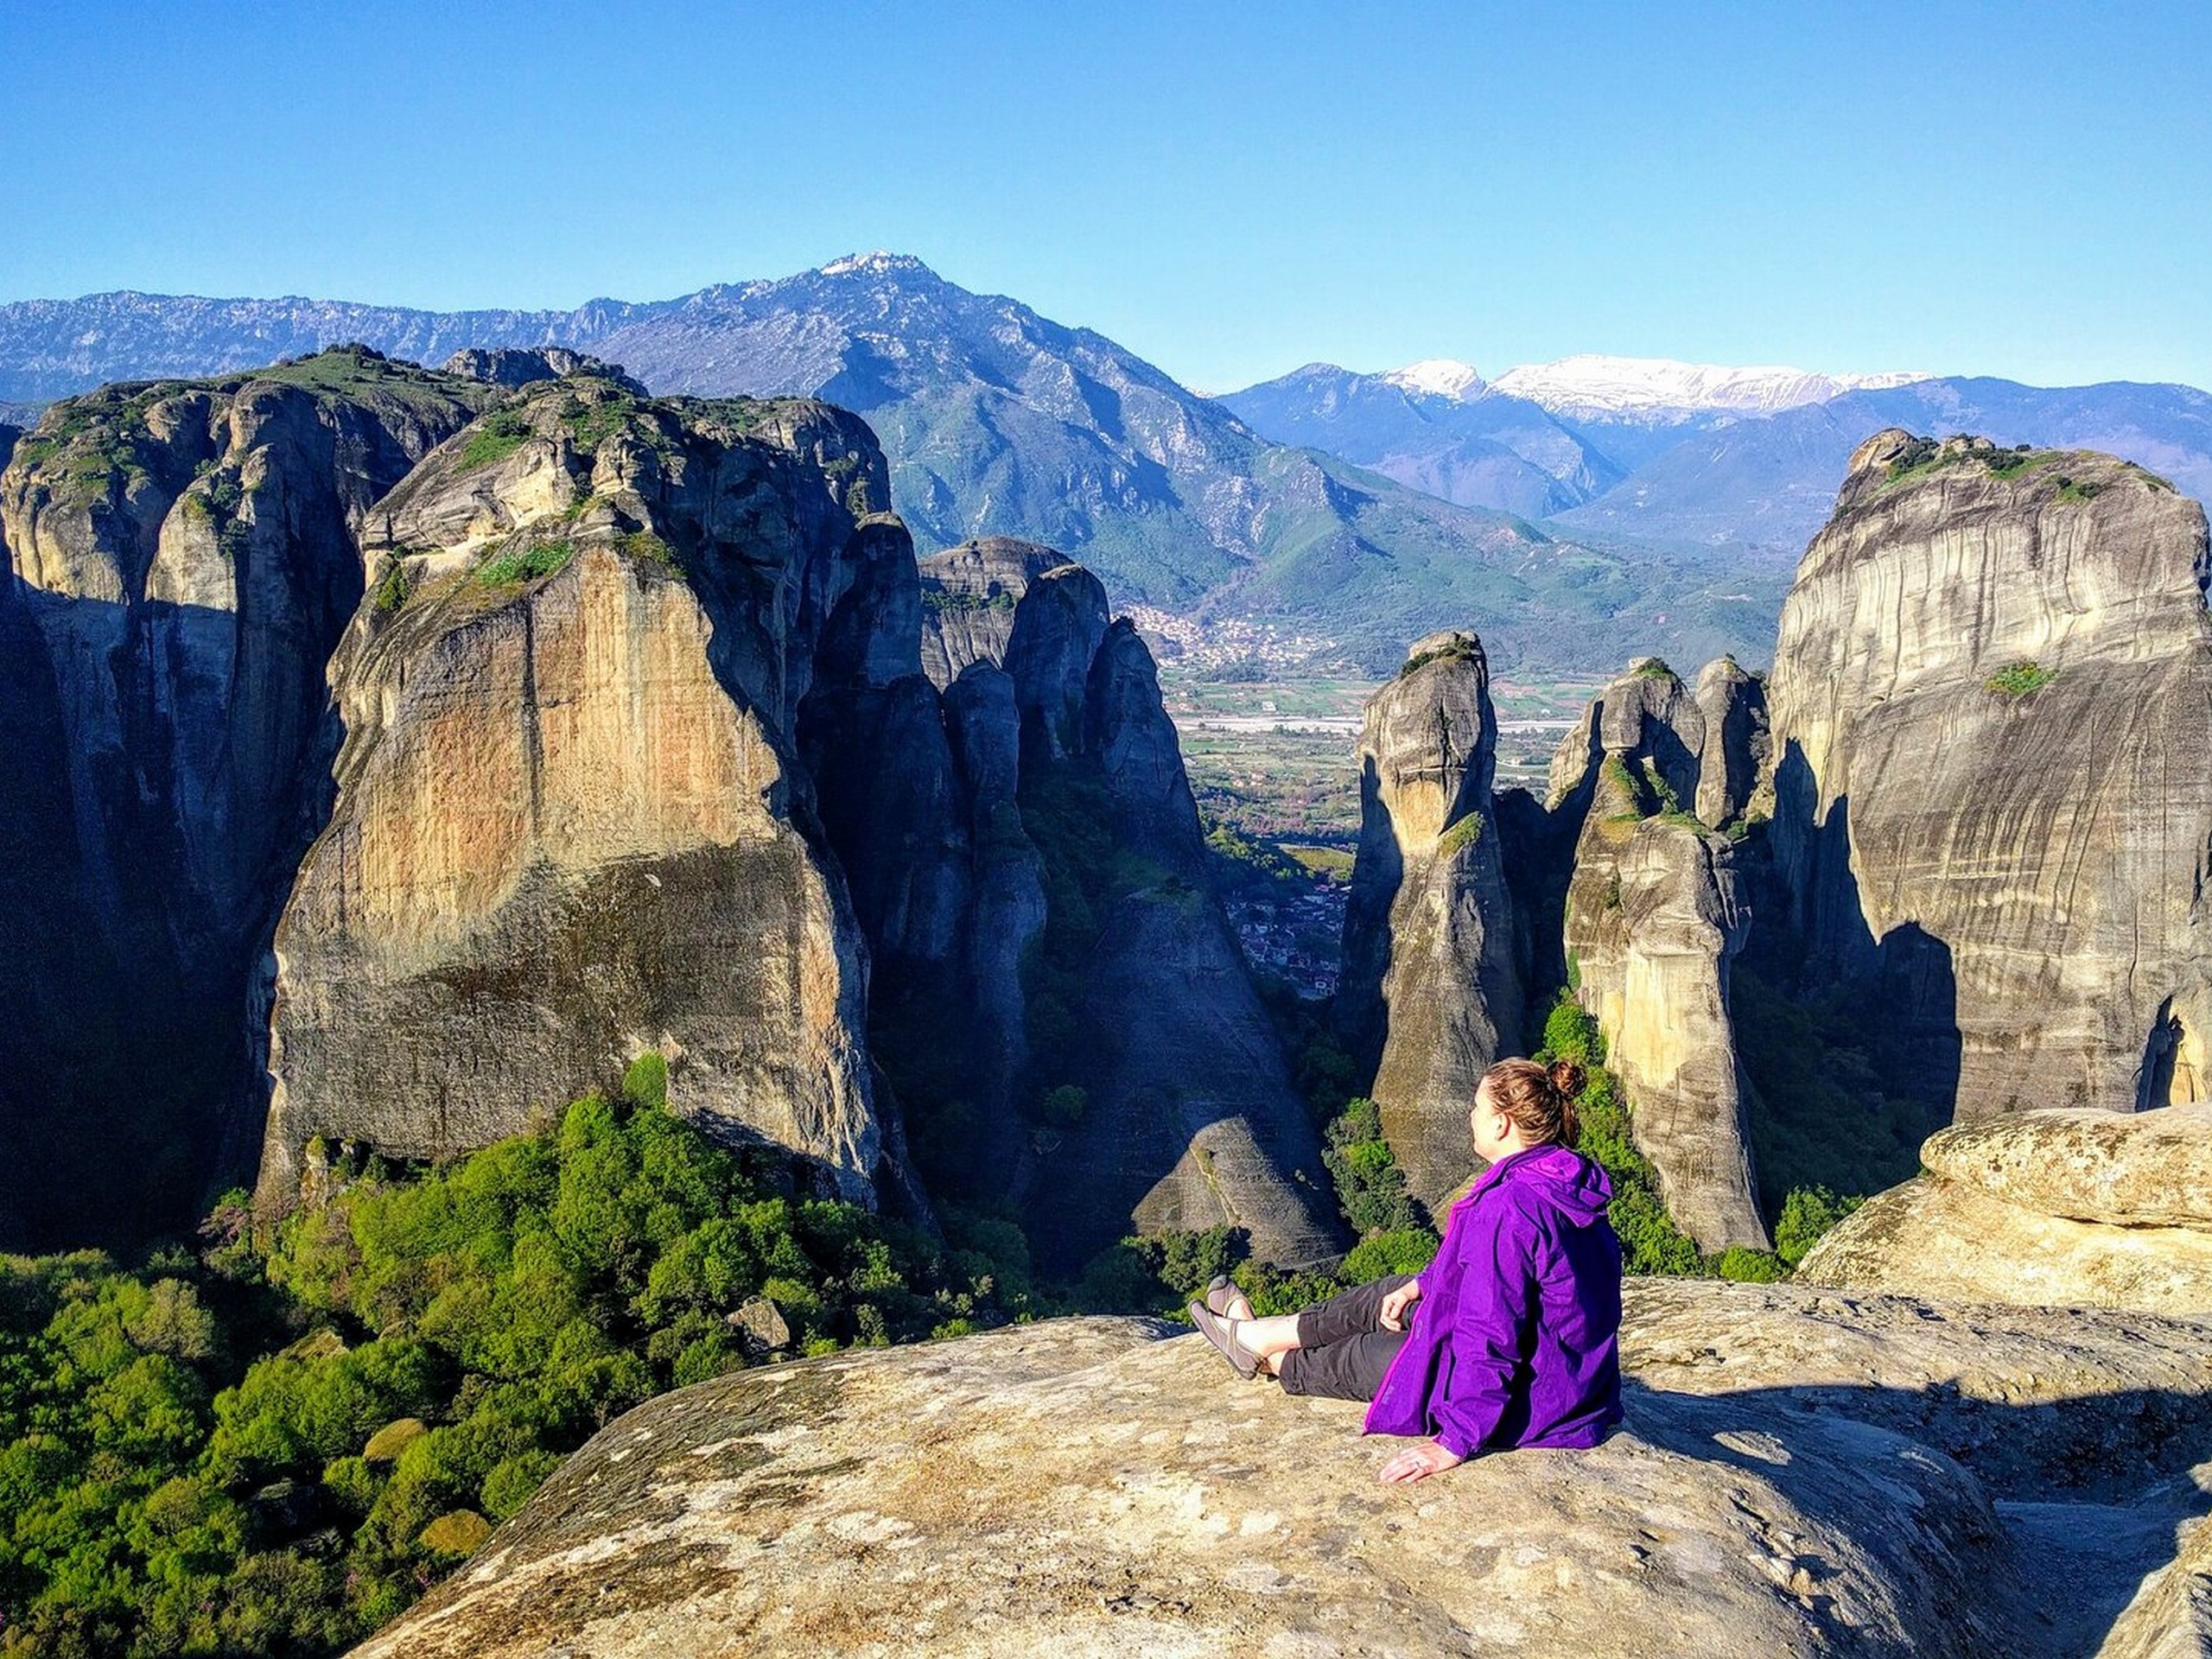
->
[1920,1103,2212,1228]
[1764,429,2212,1121]
[1797,1107,2212,1316]
[352,1281,2212,1658]
[1338,631,1524,1211]
[729,1296,791,1356]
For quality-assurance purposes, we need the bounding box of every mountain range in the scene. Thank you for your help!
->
[4,257,2209,671]
[0,260,1779,675]
[1224,355,2212,554]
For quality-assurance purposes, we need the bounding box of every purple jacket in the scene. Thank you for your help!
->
[1363,1143,1624,1458]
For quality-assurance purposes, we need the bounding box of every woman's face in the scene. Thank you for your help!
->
[1470,1080,1516,1162]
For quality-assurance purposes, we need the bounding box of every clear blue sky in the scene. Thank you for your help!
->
[4,2,2208,391]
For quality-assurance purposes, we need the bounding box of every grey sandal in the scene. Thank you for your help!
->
[1204,1274,1245,1318]
[1189,1302,1259,1380]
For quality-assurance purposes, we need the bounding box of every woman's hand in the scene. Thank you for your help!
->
[1378,1440,1464,1484]
[1377,1280,1422,1332]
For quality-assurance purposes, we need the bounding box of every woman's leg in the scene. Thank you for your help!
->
[1226,1275,1413,1378]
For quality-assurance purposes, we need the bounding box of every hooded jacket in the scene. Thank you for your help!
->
[1363,1143,1624,1458]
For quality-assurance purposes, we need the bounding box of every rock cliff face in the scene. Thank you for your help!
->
[0,349,1339,1266]
[260,376,901,1210]
[1553,661,1768,1251]
[897,537,1341,1271]
[0,349,486,1243]
[351,1281,2212,1659]
[1766,430,2212,1121]
[1338,632,1524,1211]
[1799,1106,2212,1314]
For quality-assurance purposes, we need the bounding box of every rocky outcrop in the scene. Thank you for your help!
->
[1766,429,2212,1121]
[1554,660,1767,1251]
[1338,631,1523,1211]
[441,346,647,396]
[1692,655,1770,827]
[353,1281,2212,1659]
[919,537,1107,759]
[900,538,1340,1270]
[260,377,899,1210]
[1798,1106,2212,1314]
[0,348,487,1243]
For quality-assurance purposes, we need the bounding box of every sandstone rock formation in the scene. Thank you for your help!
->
[1553,660,1767,1251]
[1692,655,1770,828]
[352,1281,2212,1659]
[260,376,899,1210]
[898,537,1341,1271]
[0,348,487,1243]
[1338,631,1523,1211]
[1798,1106,2212,1314]
[441,346,647,395]
[1766,429,2212,1121]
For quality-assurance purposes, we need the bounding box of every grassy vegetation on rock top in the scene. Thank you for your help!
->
[1398,636,1482,677]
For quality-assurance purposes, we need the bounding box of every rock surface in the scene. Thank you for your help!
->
[352,1281,2212,1658]
[1338,632,1523,1211]
[1554,661,1766,1251]
[1798,1107,2212,1315]
[1765,429,2212,1121]
[260,377,898,1210]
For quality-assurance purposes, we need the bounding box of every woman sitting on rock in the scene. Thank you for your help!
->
[1191,1058,1624,1483]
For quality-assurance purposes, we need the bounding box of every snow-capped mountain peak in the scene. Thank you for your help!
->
[1379,358,1486,401]
[817,251,932,278]
[1490,353,1930,418]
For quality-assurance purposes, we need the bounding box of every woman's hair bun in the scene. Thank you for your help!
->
[1547,1058,1587,1100]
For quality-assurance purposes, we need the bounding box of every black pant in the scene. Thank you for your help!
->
[1277,1274,1414,1402]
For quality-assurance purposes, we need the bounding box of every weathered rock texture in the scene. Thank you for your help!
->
[442,346,647,396]
[352,1281,2212,1659]
[1553,661,1767,1251]
[1338,631,1523,1211]
[1692,655,1771,828]
[891,537,1341,1271]
[0,349,487,1243]
[1799,1106,2212,1315]
[261,377,900,1210]
[1766,429,2212,1122]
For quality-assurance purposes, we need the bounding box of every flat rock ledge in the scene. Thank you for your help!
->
[354,1282,2212,1659]
[1801,1107,2212,1316]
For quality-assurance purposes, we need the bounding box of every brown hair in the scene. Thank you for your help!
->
[1479,1057,1586,1149]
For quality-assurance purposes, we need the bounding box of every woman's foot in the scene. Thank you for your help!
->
[1189,1303,1259,1379]
[1203,1275,1255,1321]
